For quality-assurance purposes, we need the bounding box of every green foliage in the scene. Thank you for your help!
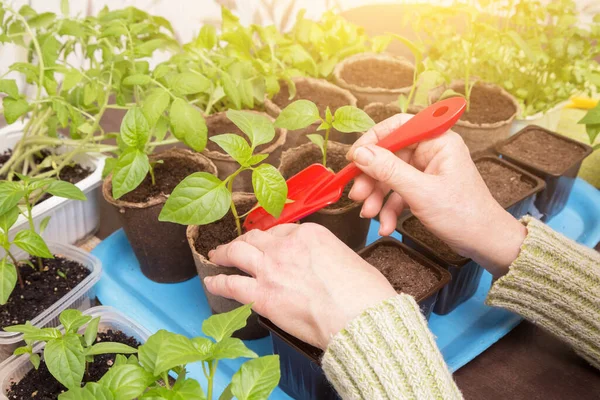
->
[0,177,85,304]
[578,103,600,145]
[275,100,374,166]
[6,309,137,390]
[58,304,280,400]
[159,111,288,236]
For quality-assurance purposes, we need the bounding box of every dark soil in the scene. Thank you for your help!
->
[120,155,206,204]
[7,330,140,400]
[475,159,535,208]
[363,244,439,299]
[365,104,401,123]
[499,128,588,175]
[194,200,255,258]
[281,145,354,209]
[0,149,91,203]
[272,81,352,118]
[205,117,278,154]
[452,84,517,125]
[404,217,465,264]
[0,257,90,329]
[340,59,414,89]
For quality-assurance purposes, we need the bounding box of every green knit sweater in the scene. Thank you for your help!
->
[322,217,600,399]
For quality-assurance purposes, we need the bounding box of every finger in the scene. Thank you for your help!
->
[234,228,274,251]
[204,274,259,305]
[208,240,263,276]
[347,113,414,159]
[348,174,376,201]
[351,144,430,197]
[379,193,405,236]
[360,183,388,219]
[267,223,299,237]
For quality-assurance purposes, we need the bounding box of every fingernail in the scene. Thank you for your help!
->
[353,147,374,166]
[359,211,365,218]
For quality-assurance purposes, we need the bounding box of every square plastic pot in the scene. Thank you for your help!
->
[0,306,149,397]
[496,126,593,219]
[473,155,546,219]
[0,242,102,363]
[396,214,483,315]
[0,122,106,245]
[259,237,450,400]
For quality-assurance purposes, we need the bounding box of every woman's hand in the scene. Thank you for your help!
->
[347,114,526,277]
[204,223,397,350]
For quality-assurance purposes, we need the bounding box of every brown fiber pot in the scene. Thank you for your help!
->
[363,102,424,123]
[279,142,370,251]
[333,53,414,108]
[187,193,267,340]
[102,148,218,283]
[264,76,360,149]
[202,111,286,192]
[429,80,519,155]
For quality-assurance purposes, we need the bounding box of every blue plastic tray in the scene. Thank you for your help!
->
[91,178,600,398]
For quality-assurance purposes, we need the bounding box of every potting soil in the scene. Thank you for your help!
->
[340,58,414,89]
[404,217,465,264]
[476,159,535,208]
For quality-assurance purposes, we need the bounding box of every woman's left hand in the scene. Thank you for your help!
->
[204,223,397,350]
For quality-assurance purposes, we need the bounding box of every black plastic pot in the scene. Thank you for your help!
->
[473,155,546,219]
[260,237,450,400]
[496,125,593,220]
[396,214,483,315]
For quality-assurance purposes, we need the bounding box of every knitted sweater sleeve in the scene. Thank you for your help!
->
[322,216,600,399]
[486,216,600,369]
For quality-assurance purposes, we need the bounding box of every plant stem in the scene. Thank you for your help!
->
[207,360,218,400]
[162,371,171,390]
[148,165,156,186]
[323,127,330,167]
[227,179,242,236]
[14,10,45,101]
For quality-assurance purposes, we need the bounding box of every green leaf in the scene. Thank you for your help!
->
[99,364,154,400]
[123,74,152,86]
[219,383,233,400]
[120,107,150,149]
[246,154,268,166]
[62,69,82,91]
[86,342,138,356]
[306,134,325,155]
[197,25,217,49]
[231,355,281,400]
[0,79,19,98]
[83,83,97,106]
[171,378,207,400]
[397,94,410,113]
[47,181,86,200]
[44,333,85,390]
[221,72,241,109]
[585,124,600,145]
[59,309,92,333]
[274,100,321,130]
[14,230,53,258]
[143,89,170,126]
[202,303,252,342]
[61,0,70,15]
[0,181,24,216]
[226,110,274,148]
[371,35,392,53]
[211,337,258,360]
[138,330,211,376]
[170,72,210,96]
[28,12,56,29]
[84,316,100,347]
[111,149,150,199]
[14,345,32,356]
[59,383,115,400]
[30,353,41,370]
[154,116,169,142]
[102,158,117,179]
[0,206,20,233]
[159,173,229,225]
[209,134,252,165]
[390,34,424,62]
[438,89,465,101]
[52,100,69,127]
[332,106,375,133]
[0,258,17,305]
[252,165,287,218]
[169,98,207,152]
[5,323,61,341]
[3,97,29,124]
[39,216,51,235]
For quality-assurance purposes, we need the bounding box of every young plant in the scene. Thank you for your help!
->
[158,110,288,236]
[274,100,375,166]
[0,176,85,304]
[59,304,281,400]
[578,102,600,150]
[5,309,138,390]
[0,3,180,182]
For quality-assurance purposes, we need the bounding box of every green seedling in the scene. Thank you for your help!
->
[274,100,375,166]
[5,309,138,390]
[159,110,287,236]
[578,102,600,150]
[0,176,85,304]
[59,304,281,400]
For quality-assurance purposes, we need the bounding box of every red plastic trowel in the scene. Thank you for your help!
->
[243,97,467,232]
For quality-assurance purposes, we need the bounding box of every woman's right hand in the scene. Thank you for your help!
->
[347,114,526,277]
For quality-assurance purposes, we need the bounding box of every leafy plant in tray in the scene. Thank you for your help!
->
[578,102,600,151]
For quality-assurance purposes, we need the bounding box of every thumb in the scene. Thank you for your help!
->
[351,144,429,196]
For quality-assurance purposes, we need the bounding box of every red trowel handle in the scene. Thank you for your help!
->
[323,97,467,191]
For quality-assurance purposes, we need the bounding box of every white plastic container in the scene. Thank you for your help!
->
[511,101,567,135]
[0,242,102,362]
[0,306,149,398]
[0,122,106,245]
